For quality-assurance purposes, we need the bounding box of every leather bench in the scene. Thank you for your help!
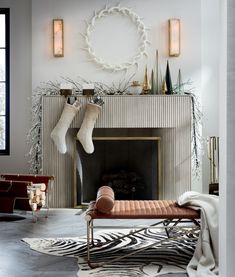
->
[85,198,200,268]
[86,199,200,220]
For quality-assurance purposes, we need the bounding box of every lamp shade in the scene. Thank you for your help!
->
[53,19,64,57]
[168,18,180,57]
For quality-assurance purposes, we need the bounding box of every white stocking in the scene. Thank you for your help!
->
[51,100,81,154]
[76,103,101,154]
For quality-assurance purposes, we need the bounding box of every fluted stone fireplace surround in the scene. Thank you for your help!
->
[42,95,192,208]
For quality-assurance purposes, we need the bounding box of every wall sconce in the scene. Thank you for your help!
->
[168,18,181,57]
[53,19,64,57]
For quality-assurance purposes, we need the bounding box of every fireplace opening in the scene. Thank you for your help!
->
[74,136,161,206]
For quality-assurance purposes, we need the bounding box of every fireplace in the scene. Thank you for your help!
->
[41,95,192,208]
[75,135,161,205]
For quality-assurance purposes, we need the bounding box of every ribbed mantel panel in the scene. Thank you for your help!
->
[42,95,191,207]
[71,95,190,128]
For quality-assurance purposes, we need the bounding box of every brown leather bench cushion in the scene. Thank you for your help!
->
[87,200,200,220]
[95,186,115,213]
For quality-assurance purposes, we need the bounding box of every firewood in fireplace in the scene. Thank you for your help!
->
[101,170,144,200]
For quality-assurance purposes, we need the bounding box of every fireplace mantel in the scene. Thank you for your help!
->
[42,95,192,207]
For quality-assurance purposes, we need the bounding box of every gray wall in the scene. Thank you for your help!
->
[220,0,235,275]
[0,0,32,173]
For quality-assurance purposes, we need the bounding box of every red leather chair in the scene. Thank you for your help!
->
[0,174,54,215]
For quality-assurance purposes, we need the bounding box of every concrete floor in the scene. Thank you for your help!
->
[0,209,188,277]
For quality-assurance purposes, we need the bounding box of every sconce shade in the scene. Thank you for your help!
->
[168,18,180,57]
[53,19,64,57]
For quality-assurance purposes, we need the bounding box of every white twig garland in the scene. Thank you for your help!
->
[174,80,204,179]
[83,5,150,71]
[26,81,62,174]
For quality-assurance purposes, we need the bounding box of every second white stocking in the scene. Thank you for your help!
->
[76,103,101,154]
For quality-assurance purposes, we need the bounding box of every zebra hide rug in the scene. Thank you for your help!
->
[23,228,197,277]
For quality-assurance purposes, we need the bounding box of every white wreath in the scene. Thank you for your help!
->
[83,5,150,71]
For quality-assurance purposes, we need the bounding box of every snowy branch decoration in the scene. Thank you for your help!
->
[187,92,203,179]
[82,4,150,71]
[27,81,61,174]
[174,80,203,178]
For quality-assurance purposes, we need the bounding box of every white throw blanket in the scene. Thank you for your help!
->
[177,191,219,277]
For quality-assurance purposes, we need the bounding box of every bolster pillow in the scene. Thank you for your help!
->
[95,186,115,213]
